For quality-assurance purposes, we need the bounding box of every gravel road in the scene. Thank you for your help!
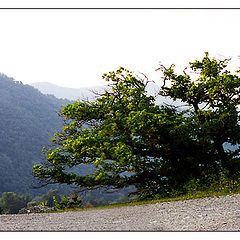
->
[0,194,240,231]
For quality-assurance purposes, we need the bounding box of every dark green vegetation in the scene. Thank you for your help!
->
[33,53,240,201]
[0,192,31,214]
[0,189,131,214]
[0,189,61,214]
[53,193,82,210]
[0,73,69,196]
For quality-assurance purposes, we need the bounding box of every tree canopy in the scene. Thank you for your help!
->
[33,54,240,199]
[158,52,240,174]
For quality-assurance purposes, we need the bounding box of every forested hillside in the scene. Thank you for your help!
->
[0,73,69,195]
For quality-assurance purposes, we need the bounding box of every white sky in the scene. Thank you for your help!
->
[0,7,240,88]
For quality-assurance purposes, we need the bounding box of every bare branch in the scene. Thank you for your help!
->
[155,63,174,88]
[162,101,190,109]
[155,62,167,72]
[183,66,188,76]
[135,71,155,87]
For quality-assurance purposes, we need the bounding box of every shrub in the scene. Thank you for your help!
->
[53,193,82,210]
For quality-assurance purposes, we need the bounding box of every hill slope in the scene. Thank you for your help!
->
[0,74,69,195]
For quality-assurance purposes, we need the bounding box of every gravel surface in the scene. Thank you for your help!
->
[0,194,240,231]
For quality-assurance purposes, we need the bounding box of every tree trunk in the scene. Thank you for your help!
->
[216,143,227,168]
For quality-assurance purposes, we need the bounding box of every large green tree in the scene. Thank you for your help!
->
[33,68,194,196]
[33,54,240,198]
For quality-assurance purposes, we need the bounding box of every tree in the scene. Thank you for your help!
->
[33,54,240,199]
[33,67,195,197]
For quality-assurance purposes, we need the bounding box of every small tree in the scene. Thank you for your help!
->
[0,192,31,214]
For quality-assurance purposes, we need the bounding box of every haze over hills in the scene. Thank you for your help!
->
[30,82,106,102]
[30,81,181,107]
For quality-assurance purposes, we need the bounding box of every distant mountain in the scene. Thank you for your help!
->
[30,81,183,107]
[0,73,71,196]
[30,82,106,101]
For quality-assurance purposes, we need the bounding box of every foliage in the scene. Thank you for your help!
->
[0,192,31,214]
[33,67,191,196]
[172,172,240,199]
[33,54,240,200]
[0,205,3,214]
[158,52,240,177]
[53,193,82,210]
[27,189,61,207]
[38,200,48,206]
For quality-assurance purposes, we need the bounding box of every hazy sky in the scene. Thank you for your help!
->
[0,9,240,88]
